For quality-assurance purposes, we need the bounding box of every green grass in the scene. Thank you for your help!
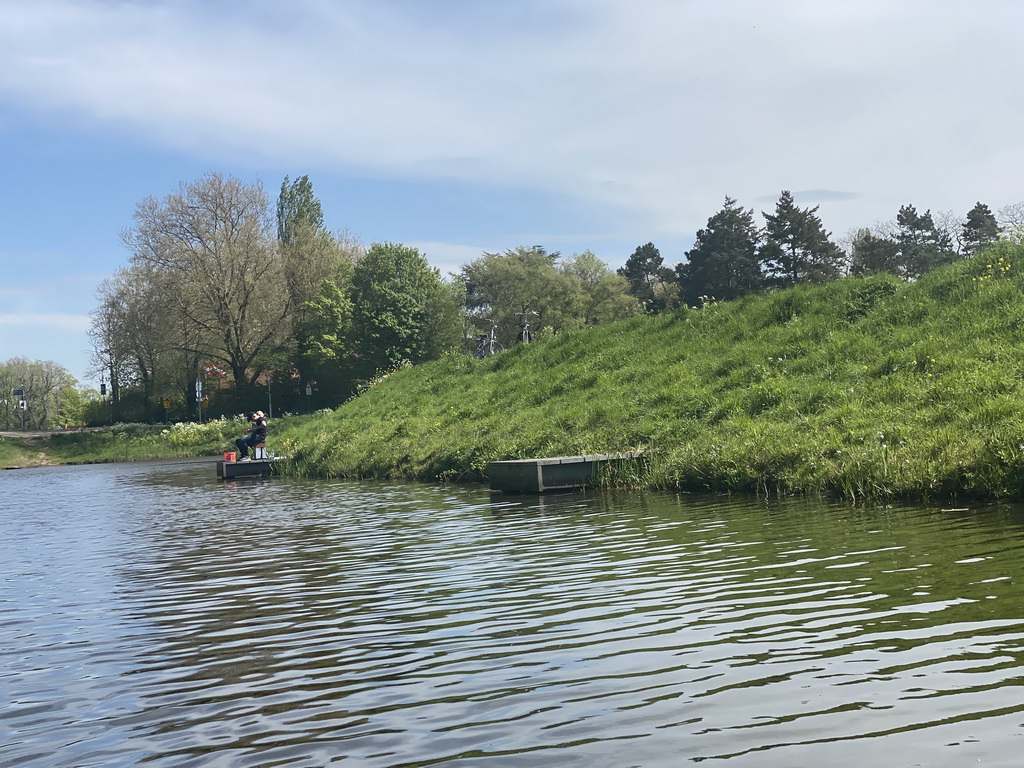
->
[15,245,1024,503]
[5,417,314,467]
[277,244,1024,502]
[0,435,37,468]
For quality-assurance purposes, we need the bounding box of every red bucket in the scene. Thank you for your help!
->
[223,452,236,462]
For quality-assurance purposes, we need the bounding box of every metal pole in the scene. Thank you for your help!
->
[195,377,203,425]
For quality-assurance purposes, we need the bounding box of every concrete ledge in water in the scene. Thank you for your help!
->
[217,458,287,479]
[487,452,646,493]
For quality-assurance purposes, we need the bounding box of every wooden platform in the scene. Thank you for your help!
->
[217,457,287,479]
[486,452,646,493]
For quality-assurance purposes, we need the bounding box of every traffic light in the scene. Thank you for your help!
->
[100,383,107,396]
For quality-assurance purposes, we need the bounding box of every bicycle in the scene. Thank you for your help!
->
[515,311,538,344]
[474,324,503,358]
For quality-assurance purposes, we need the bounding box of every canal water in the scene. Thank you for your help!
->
[3,460,1024,767]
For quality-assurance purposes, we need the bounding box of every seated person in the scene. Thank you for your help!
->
[235,410,267,460]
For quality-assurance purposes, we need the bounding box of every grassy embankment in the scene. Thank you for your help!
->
[281,242,1024,502]
[8,245,1024,503]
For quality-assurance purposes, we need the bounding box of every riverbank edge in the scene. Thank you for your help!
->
[14,259,1024,504]
[1,428,1012,507]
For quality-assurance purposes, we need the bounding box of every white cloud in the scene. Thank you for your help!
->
[2,0,1023,245]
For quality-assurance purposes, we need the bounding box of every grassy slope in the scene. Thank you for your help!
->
[11,247,1024,502]
[283,244,1024,502]
[0,436,40,468]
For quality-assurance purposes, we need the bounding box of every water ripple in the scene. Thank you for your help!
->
[4,465,1024,766]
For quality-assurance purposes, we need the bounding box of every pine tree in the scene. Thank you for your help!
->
[896,205,955,278]
[759,191,844,287]
[961,202,1000,257]
[849,229,902,277]
[617,242,677,313]
[676,197,763,306]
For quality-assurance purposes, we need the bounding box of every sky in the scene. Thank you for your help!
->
[2,0,1024,386]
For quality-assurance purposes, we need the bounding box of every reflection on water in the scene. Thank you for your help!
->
[4,460,1024,766]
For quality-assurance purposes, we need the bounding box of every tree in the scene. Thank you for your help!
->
[562,250,642,326]
[121,173,290,395]
[617,242,678,313]
[460,246,584,346]
[293,279,356,402]
[297,279,353,373]
[276,176,359,310]
[0,358,79,430]
[961,202,1000,257]
[349,243,463,378]
[277,175,325,243]
[849,229,902,277]
[759,190,844,287]
[895,204,955,278]
[90,262,224,419]
[274,175,363,400]
[998,202,1024,244]
[676,197,763,306]
[90,265,172,404]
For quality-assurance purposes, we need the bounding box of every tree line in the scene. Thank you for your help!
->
[77,176,1021,424]
[619,192,1008,312]
[87,173,643,422]
[6,176,1012,429]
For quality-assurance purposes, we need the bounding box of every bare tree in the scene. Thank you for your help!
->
[90,265,164,399]
[998,202,1024,244]
[121,174,290,392]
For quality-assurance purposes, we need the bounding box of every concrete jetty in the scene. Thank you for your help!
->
[486,451,646,493]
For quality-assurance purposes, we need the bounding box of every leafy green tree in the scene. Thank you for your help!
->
[294,279,357,401]
[675,197,763,306]
[961,202,1000,257]
[57,385,95,427]
[275,175,363,403]
[562,250,642,326]
[759,190,844,287]
[349,243,463,378]
[849,229,903,277]
[277,176,359,308]
[0,358,79,430]
[461,246,584,347]
[277,175,325,243]
[896,204,955,278]
[618,242,678,313]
